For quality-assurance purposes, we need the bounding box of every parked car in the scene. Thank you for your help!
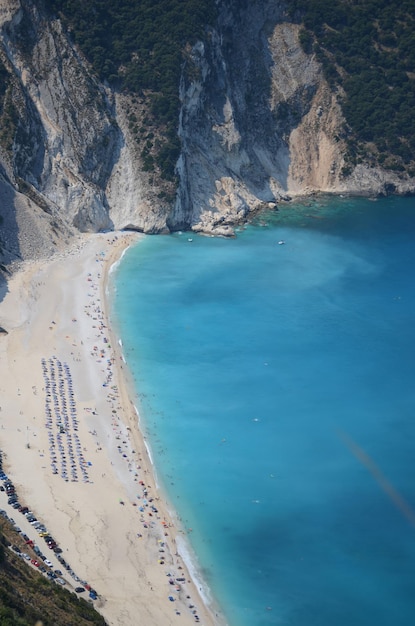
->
[75,587,85,593]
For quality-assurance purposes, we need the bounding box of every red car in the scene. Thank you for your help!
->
[31,559,39,567]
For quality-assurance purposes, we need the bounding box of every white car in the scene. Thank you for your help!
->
[44,559,53,567]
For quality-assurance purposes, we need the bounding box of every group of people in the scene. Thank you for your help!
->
[38,245,203,621]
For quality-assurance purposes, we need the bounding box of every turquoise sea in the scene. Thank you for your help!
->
[111,196,415,626]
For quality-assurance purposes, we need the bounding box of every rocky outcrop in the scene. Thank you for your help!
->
[0,0,414,266]
[0,0,169,268]
[174,1,292,235]
[175,1,414,235]
[1,2,118,230]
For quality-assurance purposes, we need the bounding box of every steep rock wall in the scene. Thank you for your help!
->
[1,0,414,268]
[175,0,414,235]
[1,1,117,232]
[174,0,290,236]
[0,0,169,269]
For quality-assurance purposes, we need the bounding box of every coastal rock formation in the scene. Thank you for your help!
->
[0,0,169,267]
[175,3,414,235]
[0,0,414,265]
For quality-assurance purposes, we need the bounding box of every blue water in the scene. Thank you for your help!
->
[111,195,415,626]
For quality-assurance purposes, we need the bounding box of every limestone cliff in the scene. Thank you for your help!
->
[0,0,170,267]
[0,0,414,267]
[175,1,414,235]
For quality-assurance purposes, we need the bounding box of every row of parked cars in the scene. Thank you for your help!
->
[0,454,21,511]
[10,544,68,586]
[0,505,97,598]
[0,456,97,600]
[0,465,62,551]
[0,472,26,510]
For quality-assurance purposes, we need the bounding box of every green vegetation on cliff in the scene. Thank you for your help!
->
[40,0,415,179]
[0,519,107,626]
[44,0,216,179]
[290,0,415,173]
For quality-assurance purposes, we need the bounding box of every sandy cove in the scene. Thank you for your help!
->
[0,232,221,626]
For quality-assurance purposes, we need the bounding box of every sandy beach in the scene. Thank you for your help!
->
[0,231,220,626]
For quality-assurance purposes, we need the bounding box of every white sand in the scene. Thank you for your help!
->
[0,232,223,626]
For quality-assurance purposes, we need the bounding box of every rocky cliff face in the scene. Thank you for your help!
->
[175,0,414,235]
[0,0,414,265]
[0,0,170,266]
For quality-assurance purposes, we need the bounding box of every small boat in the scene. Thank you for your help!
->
[278,240,285,245]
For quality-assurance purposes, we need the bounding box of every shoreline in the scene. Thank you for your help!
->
[0,231,223,626]
[104,240,223,618]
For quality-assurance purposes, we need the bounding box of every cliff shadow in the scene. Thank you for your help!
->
[0,171,21,306]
